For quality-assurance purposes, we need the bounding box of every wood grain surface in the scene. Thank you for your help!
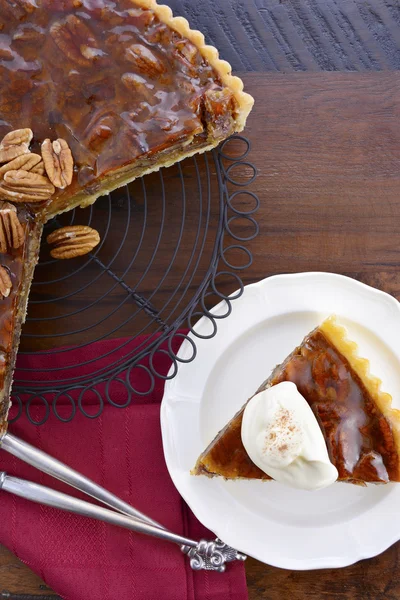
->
[4,70,400,599]
[167,0,400,72]
[3,0,400,598]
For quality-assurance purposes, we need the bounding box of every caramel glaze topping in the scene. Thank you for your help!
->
[197,329,399,483]
[0,207,37,422]
[0,0,237,209]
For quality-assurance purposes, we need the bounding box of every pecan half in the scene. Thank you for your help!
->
[175,41,198,64]
[1,128,33,147]
[173,41,199,77]
[13,0,36,14]
[121,73,155,104]
[125,44,165,78]
[47,225,100,259]
[125,8,154,28]
[0,170,55,202]
[13,25,46,43]
[41,138,73,189]
[0,128,32,163]
[1,0,35,19]
[50,15,100,67]
[0,202,24,252]
[83,109,117,151]
[0,265,11,299]
[0,153,42,177]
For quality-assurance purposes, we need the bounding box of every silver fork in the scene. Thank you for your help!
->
[0,432,246,572]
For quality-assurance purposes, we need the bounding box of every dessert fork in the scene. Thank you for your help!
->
[0,432,246,572]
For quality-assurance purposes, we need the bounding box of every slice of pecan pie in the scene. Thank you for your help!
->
[193,318,400,485]
[0,0,253,430]
[0,0,253,220]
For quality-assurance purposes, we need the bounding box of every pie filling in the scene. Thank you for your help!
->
[0,208,42,432]
[0,0,250,218]
[194,319,400,484]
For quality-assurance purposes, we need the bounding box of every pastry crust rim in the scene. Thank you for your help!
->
[320,316,400,480]
[45,137,224,219]
[133,0,254,130]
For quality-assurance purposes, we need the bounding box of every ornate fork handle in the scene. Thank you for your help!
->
[182,539,247,572]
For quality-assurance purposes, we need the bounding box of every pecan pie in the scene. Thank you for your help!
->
[0,0,253,430]
[193,318,400,485]
[0,0,253,220]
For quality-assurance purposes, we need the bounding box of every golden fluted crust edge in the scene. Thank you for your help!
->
[320,315,400,480]
[132,0,254,130]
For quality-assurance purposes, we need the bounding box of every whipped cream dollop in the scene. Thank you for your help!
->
[241,382,338,490]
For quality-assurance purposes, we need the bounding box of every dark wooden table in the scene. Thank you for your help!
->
[3,1,400,599]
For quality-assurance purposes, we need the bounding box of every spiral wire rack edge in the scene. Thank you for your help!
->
[10,135,259,425]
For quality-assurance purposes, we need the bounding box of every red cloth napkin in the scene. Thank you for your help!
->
[0,336,248,600]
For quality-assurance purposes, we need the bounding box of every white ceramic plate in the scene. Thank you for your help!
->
[161,272,400,570]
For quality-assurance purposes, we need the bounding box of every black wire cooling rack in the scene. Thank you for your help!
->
[10,135,259,425]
